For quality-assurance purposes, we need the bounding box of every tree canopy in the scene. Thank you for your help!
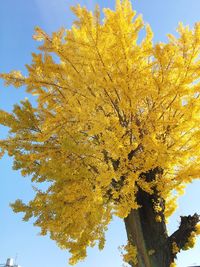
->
[0,1,200,266]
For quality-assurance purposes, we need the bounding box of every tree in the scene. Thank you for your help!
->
[0,1,200,266]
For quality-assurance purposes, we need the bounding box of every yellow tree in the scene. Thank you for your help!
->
[0,1,200,266]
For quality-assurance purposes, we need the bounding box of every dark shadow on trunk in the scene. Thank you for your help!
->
[124,188,172,267]
[123,168,200,267]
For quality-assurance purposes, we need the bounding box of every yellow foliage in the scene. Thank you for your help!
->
[0,0,200,264]
[184,224,200,250]
[155,215,162,223]
[120,242,138,265]
[148,249,155,256]
[195,223,200,235]
[183,231,196,250]
[182,224,200,251]
[164,195,178,220]
[172,242,179,254]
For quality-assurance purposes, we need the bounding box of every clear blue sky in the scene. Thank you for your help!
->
[0,1,200,267]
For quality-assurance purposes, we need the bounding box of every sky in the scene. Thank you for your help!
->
[0,0,200,267]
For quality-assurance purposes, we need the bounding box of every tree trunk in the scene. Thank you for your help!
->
[123,167,200,267]
[124,187,172,267]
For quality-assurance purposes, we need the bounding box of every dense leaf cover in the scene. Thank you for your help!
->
[0,0,200,265]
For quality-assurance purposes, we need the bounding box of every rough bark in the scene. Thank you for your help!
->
[123,168,200,267]
[124,189,172,267]
[105,150,200,267]
[169,213,200,253]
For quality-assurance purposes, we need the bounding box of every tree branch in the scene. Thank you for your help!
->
[169,213,200,258]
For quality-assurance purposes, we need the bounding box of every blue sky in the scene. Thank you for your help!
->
[0,1,200,267]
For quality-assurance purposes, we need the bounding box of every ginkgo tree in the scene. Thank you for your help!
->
[0,1,200,266]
